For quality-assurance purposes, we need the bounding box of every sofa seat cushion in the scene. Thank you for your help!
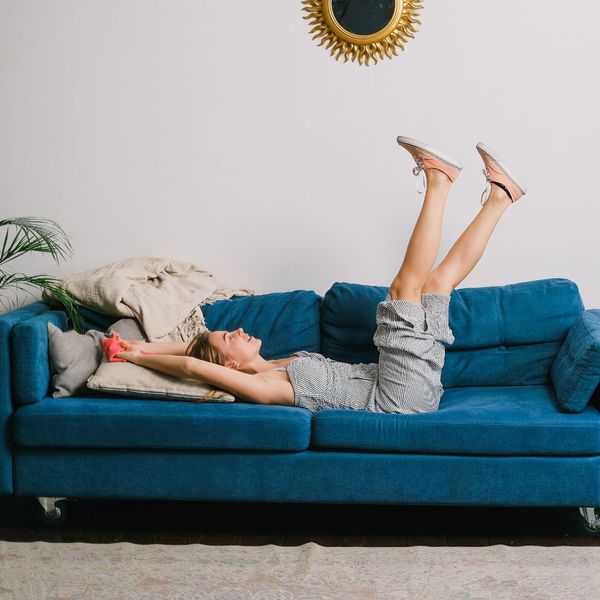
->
[13,397,311,451]
[310,385,600,456]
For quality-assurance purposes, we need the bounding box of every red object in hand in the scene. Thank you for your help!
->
[101,336,128,362]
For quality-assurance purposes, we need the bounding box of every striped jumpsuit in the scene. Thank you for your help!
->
[278,293,455,414]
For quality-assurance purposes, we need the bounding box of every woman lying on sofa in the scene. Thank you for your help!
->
[116,136,527,414]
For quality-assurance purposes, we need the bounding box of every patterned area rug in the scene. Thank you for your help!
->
[1,540,600,599]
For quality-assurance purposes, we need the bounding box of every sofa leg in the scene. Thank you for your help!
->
[578,507,600,536]
[36,496,70,527]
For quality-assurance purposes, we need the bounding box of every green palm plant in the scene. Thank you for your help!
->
[0,217,85,332]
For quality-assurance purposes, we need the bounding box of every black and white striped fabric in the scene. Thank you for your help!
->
[283,293,455,414]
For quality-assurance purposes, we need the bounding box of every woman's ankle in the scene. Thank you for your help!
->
[484,187,512,210]
[425,168,452,186]
[489,182,513,204]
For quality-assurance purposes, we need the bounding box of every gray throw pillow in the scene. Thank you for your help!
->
[47,322,107,398]
[106,318,147,341]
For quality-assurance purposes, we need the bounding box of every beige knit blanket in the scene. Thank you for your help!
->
[43,256,255,343]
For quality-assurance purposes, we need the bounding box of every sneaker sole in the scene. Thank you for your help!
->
[476,142,528,196]
[396,135,463,170]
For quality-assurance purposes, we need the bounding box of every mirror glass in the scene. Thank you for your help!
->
[331,0,396,36]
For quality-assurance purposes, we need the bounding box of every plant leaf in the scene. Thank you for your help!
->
[0,217,73,268]
[0,271,86,332]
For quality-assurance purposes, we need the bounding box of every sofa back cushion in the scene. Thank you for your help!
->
[78,290,322,360]
[320,278,584,388]
[202,290,322,359]
[550,309,600,413]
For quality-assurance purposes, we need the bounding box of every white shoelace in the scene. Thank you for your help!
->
[412,156,427,195]
[480,167,492,206]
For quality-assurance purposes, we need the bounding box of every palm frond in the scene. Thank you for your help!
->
[0,271,86,333]
[0,293,20,314]
[0,217,73,268]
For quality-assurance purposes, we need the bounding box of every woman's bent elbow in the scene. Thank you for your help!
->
[182,356,197,378]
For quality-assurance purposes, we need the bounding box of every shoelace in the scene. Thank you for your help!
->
[412,156,427,195]
[480,167,492,206]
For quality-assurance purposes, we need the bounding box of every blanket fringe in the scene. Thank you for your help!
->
[168,305,208,343]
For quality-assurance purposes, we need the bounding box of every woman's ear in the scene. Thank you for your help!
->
[225,360,240,371]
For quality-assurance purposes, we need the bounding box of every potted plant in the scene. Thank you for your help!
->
[0,216,85,332]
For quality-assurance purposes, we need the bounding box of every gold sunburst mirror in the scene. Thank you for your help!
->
[302,0,424,66]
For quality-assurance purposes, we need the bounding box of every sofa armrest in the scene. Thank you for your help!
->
[11,310,68,406]
[551,309,600,413]
[0,301,50,495]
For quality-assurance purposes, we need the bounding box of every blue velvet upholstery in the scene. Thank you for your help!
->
[0,301,49,494]
[202,290,322,359]
[76,305,115,333]
[13,448,600,507]
[11,311,68,406]
[13,398,311,451]
[551,309,600,413]
[321,278,583,388]
[78,290,322,360]
[5,277,600,511]
[310,384,600,455]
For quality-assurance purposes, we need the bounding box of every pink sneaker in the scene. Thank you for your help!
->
[396,135,463,195]
[476,142,528,205]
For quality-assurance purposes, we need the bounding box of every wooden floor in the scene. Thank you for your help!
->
[1,497,599,546]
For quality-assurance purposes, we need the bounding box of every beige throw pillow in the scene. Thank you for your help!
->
[86,360,235,403]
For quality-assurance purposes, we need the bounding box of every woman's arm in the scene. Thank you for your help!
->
[185,358,277,404]
[138,341,190,356]
[110,333,190,356]
[125,352,280,405]
[130,353,192,378]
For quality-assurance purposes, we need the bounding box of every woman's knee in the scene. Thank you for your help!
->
[422,269,455,296]
[388,283,422,305]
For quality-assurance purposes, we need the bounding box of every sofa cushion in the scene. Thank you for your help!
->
[47,322,106,398]
[106,318,147,340]
[551,309,600,413]
[13,398,311,451]
[86,358,236,403]
[201,290,322,359]
[309,384,600,456]
[78,290,322,360]
[320,278,584,387]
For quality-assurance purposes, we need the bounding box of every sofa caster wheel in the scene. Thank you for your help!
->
[36,497,70,528]
[578,507,600,536]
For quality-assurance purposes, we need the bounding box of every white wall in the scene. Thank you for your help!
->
[1,0,599,311]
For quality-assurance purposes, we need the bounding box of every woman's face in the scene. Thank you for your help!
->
[208,327,262,368]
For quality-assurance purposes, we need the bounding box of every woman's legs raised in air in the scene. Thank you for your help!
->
[421,183,512,296]
[389,168,452,305]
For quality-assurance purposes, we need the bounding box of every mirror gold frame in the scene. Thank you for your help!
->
[302,0,424,66]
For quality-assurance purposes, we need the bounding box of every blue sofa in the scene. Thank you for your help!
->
[3,277,600,533]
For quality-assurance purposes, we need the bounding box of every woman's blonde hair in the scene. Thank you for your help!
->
[185,331,228,366]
